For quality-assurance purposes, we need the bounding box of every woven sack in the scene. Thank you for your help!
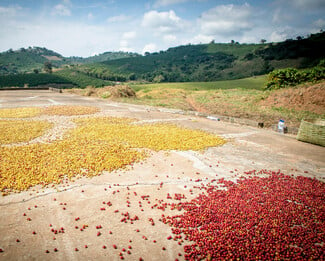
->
[296,119,325,146]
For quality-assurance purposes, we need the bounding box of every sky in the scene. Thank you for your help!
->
[0,0,324,57]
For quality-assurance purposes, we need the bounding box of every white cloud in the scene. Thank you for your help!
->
[122,31,136,40]
[271,0,325,27]
[119,31,136,52]
[270,31,288,42]
[190,34,214,44]
[163,34,177,43]
[0,18,122,57]
[107,14,130,23]
[119,39,134,52]
[142,10,185,34]
[142,43,158,54]
[52,4,71,16]
[314,18,325,28]
[197,4,253,37]
[0,0,323,57]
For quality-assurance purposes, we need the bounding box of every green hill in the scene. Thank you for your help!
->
[0,47,67,75]
[67,51,140,64]
[0,32,324,85]
[0,70,112,88]
[96,32,325,82]
[0,47,140,75]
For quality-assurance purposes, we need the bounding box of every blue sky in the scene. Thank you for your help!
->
[0,0,324,57]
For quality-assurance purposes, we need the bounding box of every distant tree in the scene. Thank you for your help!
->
[33,69,39,74]
[44,61,52,73]
[260,39,267,44]
[129,73,136,81]
[230,40,235,44]
[153,74,165,83]
[296,36,303,40]
[318,59,325,67]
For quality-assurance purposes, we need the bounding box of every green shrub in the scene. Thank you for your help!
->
[265,63,325,90]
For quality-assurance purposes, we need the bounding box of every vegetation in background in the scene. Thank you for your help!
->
[0,32,324,128]
[99,32,325,82]
[0,70,113,88]
[72,63,132,82]
[0,32,324,84]
[256,32,325,64]
[265,60,325,90]
[68,51,140,64]
[0,73,72,87]
[114,77,324,128]
[53,69,112,88]
[43,61,53,73]
[0,47,64,74]
[130,76,266,92]
[0,47,140,75]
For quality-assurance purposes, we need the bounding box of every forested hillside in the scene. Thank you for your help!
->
[0,47,139,75]
[0,47,64,75]
[68,51,140,64]
[97,32,325,82]
[0,31,324,86]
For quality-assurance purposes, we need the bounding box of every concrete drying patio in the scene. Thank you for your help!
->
[0,90,324,260]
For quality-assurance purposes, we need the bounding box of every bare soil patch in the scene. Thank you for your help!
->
[260,82,325,114]
[42,55,62,61]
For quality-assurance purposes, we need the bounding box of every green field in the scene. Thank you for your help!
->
[130,75,266,92]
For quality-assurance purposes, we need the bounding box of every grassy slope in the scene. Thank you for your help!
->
[206,43,263,57]
[130,76,266,92]
[119,77,324,128]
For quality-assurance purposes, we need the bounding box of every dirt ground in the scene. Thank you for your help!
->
[0,90,324,260]
[259,81,325,114]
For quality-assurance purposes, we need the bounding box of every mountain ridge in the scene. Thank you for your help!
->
[0,31,324,84]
